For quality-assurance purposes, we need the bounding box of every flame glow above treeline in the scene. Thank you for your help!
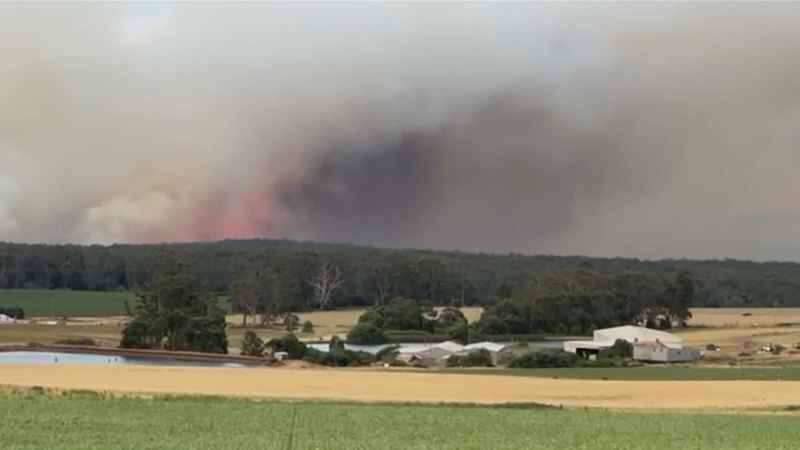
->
[2,3,800,260]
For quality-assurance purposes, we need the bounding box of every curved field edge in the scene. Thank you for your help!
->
[1,389,800,450]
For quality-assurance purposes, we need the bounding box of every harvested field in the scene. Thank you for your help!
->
[2,365,800,411]
[689,308,800,328]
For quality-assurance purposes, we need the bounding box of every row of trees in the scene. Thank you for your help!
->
[2,239,798,308]
[349,270,695,345]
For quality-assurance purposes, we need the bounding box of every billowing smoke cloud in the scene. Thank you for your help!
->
[2,3,800,260]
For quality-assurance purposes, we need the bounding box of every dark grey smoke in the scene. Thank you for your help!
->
[277,93,643,252]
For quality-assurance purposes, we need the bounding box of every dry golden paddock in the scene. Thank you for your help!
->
[4,307,800,411]
[1,364,800,412]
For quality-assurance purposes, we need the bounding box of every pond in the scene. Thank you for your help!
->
[306,340,565,354]
[0,351,252,368]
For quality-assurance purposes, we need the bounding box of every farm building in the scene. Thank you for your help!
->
[398,341,465,367]
[462,342,515,365]
[564,325,683,357]
[0,314,14,324]
[633,342,701,363]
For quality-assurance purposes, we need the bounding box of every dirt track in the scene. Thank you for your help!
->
[2,365,800,411]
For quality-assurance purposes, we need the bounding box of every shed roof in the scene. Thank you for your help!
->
[463,342,510,353]
[593,326,681,345]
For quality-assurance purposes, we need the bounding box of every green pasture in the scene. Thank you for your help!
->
[0,290,232,317]
[0,392,798,449]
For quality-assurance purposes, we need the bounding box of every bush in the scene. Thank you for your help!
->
[448,322,470,345]
[265,334,307,359]
[301,320,314,333]
[599,339,633,359]
[438,307,467,328]
[0,306,25,320]
[284,314,300,332]
[303,347,376,367]
[347,323,391,345]
[329,335,346,351]
[508,349,579,369]
[446,349,494,368]
[376,344,401,363]
[240,331,265,357]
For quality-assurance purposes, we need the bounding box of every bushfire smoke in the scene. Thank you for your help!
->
[2,3,800,260]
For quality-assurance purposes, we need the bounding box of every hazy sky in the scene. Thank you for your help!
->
[2,2,800,261]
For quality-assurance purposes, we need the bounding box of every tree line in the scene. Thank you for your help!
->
[2,239,800,309]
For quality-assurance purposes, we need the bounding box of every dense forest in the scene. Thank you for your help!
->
[1,239,799,309]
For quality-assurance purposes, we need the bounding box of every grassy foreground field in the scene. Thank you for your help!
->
[1,392,799,450]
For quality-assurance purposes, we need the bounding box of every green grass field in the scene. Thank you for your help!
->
[0,290,133,317]
[0,290,233,317]
[0,392,798,449]
[444,365,800,381]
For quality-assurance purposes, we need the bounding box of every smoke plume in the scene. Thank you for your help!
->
[2,3,800,260]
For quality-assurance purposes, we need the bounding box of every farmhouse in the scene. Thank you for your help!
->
[632,342,701,363]
[564,325,683,357]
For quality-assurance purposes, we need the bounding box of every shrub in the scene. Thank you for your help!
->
[446,349,494,368]
[448,322,470,345]
[240,331,265,357]
[347,323,391,345]
[438,307,467,328]
[265,334,307,359]
[0,306,25,320]
[301,320,314,333]
[303,347,375,367]
[284,314,300,332]
[376,344,401,363]
[508,349,579,369]
[329,335,346,351]
[599,339,633,359]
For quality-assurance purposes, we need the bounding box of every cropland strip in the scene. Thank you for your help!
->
[3,393,800,450]
[2,365,800,411]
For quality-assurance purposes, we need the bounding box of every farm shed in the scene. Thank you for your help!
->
[462,342,515,365]
[398,341,465,367]
[564,326,683,356]
[633,342,700,363]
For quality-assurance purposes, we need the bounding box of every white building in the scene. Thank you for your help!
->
[633,342,701,363]
[564,325,683,356]
[0,314,14,324]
